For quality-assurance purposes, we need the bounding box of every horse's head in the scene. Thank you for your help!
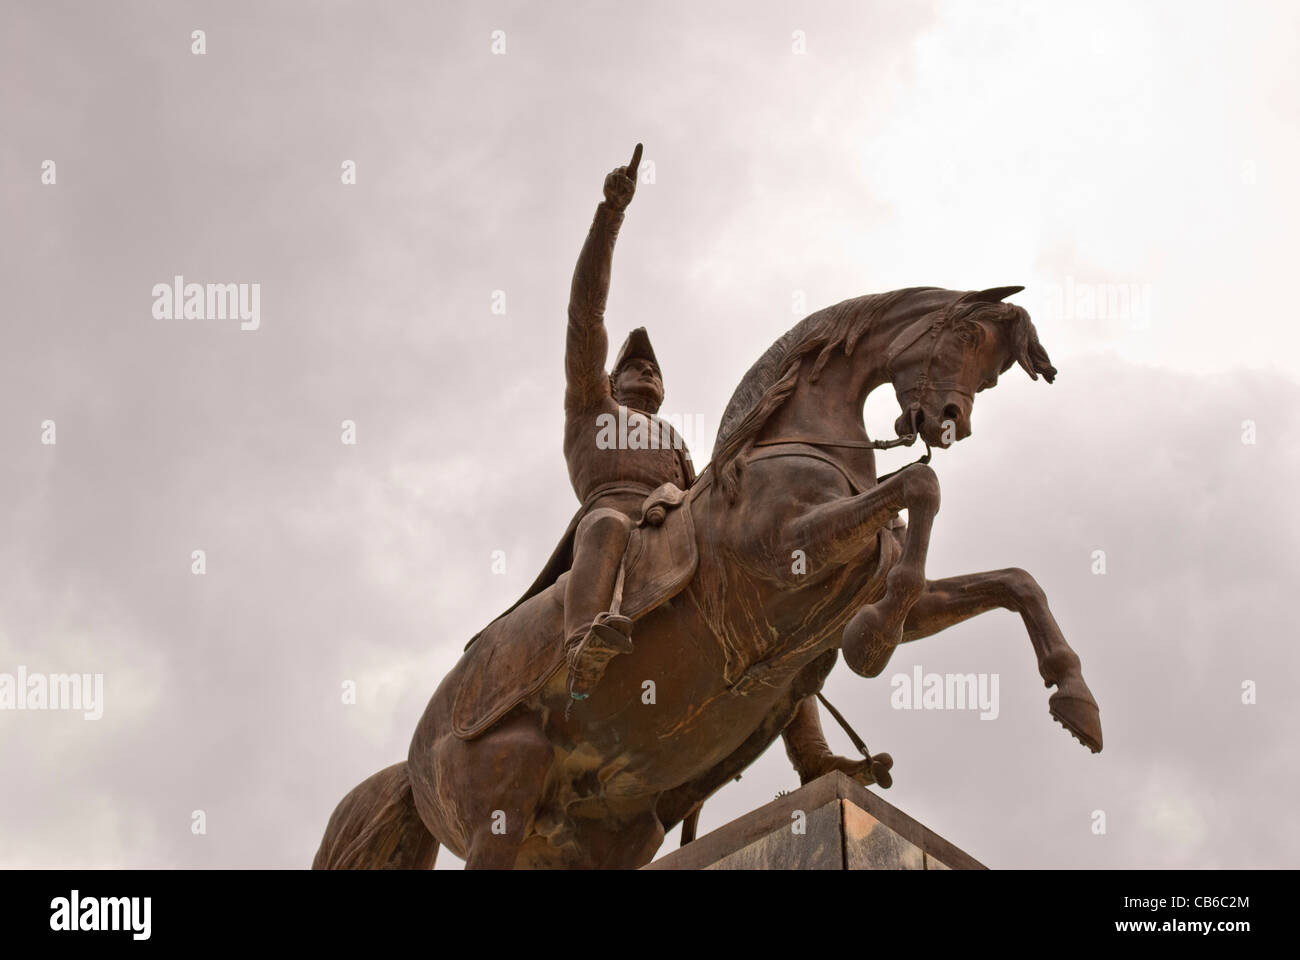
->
[886,286,1056,448]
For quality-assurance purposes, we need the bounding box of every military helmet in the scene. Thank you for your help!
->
[611,327,661,385]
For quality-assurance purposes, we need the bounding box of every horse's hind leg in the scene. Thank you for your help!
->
[431,710,555,870]
[898,568,1102,753]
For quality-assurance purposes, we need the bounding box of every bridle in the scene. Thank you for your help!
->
[885,302,978,412]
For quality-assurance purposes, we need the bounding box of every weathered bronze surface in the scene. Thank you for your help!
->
[313,145,1102,870]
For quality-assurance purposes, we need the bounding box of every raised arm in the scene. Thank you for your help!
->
[565,144,641,413]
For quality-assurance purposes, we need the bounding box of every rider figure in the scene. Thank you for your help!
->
[563,146,694,700]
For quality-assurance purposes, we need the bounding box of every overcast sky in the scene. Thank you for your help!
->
[2,0,1297,869]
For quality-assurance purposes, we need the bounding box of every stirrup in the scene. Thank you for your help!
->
[567,615,633,700]
[587,615,633,652]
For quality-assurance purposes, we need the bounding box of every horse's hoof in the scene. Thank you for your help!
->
[869,759,893,789]
[832,754,894,790]
[1049,691,1103,754]
[829,756,876,788]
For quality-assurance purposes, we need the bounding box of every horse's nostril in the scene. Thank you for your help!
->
[943,404,962,422]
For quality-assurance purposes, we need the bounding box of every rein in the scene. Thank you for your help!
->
[816,691,872,760]
[754,434,915,450]
[752,434,933,480]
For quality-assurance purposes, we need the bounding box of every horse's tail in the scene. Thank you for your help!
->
[312,761,439,869]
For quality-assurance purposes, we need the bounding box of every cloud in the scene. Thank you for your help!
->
[1,0,1296,869]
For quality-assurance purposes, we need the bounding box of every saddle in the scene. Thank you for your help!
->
[449,483,698,739]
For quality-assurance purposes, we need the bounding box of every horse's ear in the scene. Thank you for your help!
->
[966,285,1025,304]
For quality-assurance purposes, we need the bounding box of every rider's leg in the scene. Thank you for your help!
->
[564,508,635,699]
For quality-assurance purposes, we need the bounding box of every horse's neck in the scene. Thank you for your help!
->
[761,333,893,444]
[754,323,903,487]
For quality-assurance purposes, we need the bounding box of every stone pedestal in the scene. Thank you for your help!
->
[645,770,985,870]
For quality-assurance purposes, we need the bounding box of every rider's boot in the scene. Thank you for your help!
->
[566,613,633,700]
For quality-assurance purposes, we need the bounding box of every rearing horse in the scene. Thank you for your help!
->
[314,284,1102,870]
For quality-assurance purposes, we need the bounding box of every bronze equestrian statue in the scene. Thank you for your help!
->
[491,144,885,788]
[313,145,1103,870]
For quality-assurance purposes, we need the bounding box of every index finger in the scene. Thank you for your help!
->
[627,142,643,180]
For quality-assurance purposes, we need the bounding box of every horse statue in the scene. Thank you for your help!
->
[313,284,1102,869]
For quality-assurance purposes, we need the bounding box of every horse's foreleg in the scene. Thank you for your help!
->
[782,464,940,678]
[898,569,1102,753]
[784,463,937,570]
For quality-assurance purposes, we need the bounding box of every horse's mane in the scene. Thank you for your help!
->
[710,285,1054,502]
